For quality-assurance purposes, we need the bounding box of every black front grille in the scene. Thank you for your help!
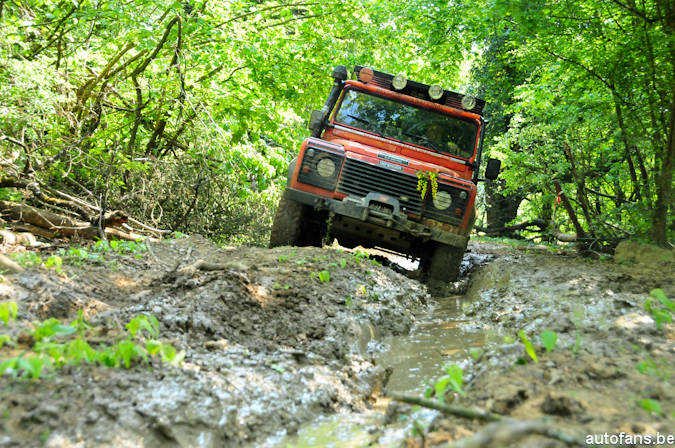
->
[422,183,470,226]
[297,148,345,191]
[337,158,423,215]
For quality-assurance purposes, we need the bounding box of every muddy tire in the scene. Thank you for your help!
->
[425,242,466,282]
[269,197,306,247]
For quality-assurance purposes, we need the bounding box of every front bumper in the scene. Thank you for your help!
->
[284,187,469,248]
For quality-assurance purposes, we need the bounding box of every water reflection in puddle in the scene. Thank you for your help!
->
[377,295,501,394]
[259,294,500,447]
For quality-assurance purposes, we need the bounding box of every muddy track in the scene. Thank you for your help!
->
[1,237,674,447]
[0,236,431,447]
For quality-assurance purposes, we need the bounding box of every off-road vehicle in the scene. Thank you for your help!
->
[269,65,500,281]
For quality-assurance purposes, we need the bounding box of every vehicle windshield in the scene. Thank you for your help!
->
[334,89,478,159]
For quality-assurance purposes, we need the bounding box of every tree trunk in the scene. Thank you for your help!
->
[653,95,675,246]
[485,180,525,231]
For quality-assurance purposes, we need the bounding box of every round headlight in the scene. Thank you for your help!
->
[392,74,407,90]
[461,95,476,110]
[433,191,452,210]
[359,67,374,83]
[459,191,468,200]
[429,84,444,100]
[316,158,336,178]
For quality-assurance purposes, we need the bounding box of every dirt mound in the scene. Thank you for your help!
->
[427,241,675,447]
[0,236,430,447]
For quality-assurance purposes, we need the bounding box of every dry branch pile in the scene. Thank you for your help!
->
[0,176,168,244]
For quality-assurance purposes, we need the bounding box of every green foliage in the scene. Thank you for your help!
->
[416,170,438,199]
[345,296,353,307]
[32,318,77,342]
[126,315,160,339]
[637,399,663,416]
[0,335,12,349]
[45,256,63,274]
[339,259,348,268]
[518,331,538,364]
[0,355,52,380]
[540,330,557,353]
[0,301,18,326]
[10,252,42,268]
[645,289,673,330]
[468,347,483,360]
[318,270,330,283]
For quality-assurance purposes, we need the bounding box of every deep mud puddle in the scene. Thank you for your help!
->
[259,289,501,447]
[375,294,501,394]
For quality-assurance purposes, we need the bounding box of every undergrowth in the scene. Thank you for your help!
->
[0,304,184,380]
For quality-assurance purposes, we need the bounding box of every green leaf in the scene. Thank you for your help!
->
[444,364,466,396]
[651,289,674,311]
[540,330,557,352]
[435,377,450,401]
[271,364,285,373]
[637,399,662,416]
[339,259,347,268]
[146,340,162,356]
[319,270,330,283]
[518,331,538,363]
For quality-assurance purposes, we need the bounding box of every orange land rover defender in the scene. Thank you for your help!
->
[269,65,501,281]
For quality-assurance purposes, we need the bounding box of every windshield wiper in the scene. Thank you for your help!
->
[347,115,385,138]
[402,131,440,153]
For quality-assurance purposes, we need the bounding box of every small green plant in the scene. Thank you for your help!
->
[126,315,160,339]
[71,309,91,337]
[571,325,582,355]
[645,289,673,330]
[339,259,348,268]
[0,301,18,326]
[169,231,187,239]
[345,296,353,307]
[325,262,337,269]
[283,285,290,290]
[45,256,63,274]
[540,330,558,352]
[468,347,483,360]
[318,270,330,283]
[0,335,12,349]
[635,351,670,380]
[270,364,285,373]
[310,272,317,279]
[0,354,52,380]
[10,252,42,268]
[518,331,538,363]
[637,399,662,416]
[273,283,280,290]
[503,335,515,344]
[430,364,467,402]
[278,255,288,262]
[296,259,307,265]
[32,318,77,342]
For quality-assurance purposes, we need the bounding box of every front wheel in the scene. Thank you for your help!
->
[422,242,466,282]
[269,197,306,247]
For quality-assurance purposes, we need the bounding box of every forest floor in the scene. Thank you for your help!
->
[0,235,673,447]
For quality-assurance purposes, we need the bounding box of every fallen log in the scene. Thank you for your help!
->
[0,254,24,274]
[1,201,149,242]
[0,230,37,246]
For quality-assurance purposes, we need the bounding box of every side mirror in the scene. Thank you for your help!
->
[308,109,322,131]
[485,158,501,180]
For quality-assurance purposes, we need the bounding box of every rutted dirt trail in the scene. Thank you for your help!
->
[1,237,674,447]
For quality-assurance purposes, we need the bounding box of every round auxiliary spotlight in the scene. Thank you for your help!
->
[359,67,374,83]
[392,74,407,90]
[429,84,444,100]
[461,95,477,110]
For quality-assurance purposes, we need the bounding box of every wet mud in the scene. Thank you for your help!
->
[0,236,430,447]
[2,237,675,447]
